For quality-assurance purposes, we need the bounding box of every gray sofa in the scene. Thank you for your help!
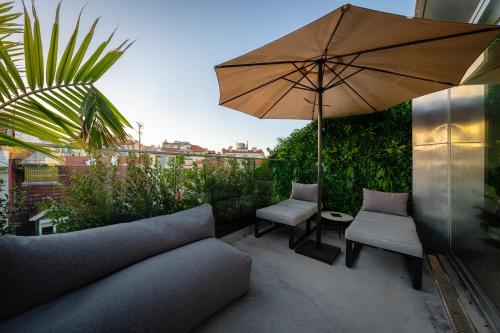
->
[0,204,252,333]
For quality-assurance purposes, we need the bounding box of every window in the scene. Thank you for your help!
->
[24,165,59,184]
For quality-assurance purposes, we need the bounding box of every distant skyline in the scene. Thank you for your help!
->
[27,0,415,151]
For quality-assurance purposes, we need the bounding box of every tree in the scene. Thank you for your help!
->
[0,1,132,154]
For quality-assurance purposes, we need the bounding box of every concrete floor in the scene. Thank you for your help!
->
[195,227,452,333]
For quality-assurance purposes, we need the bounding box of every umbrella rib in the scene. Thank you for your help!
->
[326,63,377,112]
[259,63,318,119]
[323,54,360,88]
[282,77,315,91]
[325,26,500,60]
[327,60,454,86]
[292,63,317,89]
[215,59,315,69]
[294,86,316,91]
[324,68,364,90]
[343,80,377,112]
[322,5,348,59]
[220,62,316,105]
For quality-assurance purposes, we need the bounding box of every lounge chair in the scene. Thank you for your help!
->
[255,183,318,249]
[345,189,423,289]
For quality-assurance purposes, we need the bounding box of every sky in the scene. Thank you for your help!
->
[23,0,415,152]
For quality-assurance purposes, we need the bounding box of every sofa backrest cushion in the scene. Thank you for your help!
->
[0,203,214,321]
[290,182,318,203]
[361,188,409,216]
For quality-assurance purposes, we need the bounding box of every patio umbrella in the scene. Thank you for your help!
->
[214,4,500,263]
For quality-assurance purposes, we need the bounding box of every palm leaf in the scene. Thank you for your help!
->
[74,27,116,82]
[32,2,44,88]
[46,1,60,87]
[0,2,22,72]
[22,1,35,90]
[0,1,133,155]
[65,17,99,83]
[55,8,80,85]
[0,131,57,158]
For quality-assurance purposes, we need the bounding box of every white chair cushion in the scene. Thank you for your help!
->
[256,199,317,227]
[345,211,423,258]
[279,199,317,211]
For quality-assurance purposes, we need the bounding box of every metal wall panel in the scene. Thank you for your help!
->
[412,85,486,252]
[450,143,486,254]
[451,85,485,143]
[413,90,451,252]
[448,85,485,254]
[413,90,450,145]
[413,144,450,251]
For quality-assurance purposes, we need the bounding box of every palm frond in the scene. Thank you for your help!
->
[0,2,22,63]
[0,2,22,37]
[0,1,133,155]
[0,131,56,157]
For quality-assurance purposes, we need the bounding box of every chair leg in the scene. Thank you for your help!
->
[412,257,423,290]
[346,239,353,268]
[346,240,363,268]
[255,219,280,238]
[289,226,295,249]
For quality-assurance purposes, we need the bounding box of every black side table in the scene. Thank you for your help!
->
[321,211,354,239]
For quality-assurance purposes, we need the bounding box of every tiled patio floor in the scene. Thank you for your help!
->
[195,226,451,333]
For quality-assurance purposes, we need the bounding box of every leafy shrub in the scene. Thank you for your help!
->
[269,102,412,215]
[51,153,275,232]
[0,180,27,235]
[50,154,126,232]
[186,158,273,223]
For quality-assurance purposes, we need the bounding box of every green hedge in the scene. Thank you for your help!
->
[269,102,412,215]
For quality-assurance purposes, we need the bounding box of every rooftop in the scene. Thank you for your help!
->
[195,229,451,333]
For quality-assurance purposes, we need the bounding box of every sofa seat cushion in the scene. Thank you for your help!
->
[0,238,252,333]
[256,199,316,226]
[345,211,423,258]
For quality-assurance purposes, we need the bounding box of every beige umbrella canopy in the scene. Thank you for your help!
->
[215,4,500,120]
[214,4,500,262]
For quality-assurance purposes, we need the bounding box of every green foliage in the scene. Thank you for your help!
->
[122,154,172,219]
[0,179,26,235]
[189,158,263,223]
[488,166,500,199]
[0,1,133,155]
[50,153,126,232]
[50,154,275,232]
[269,102,412,215]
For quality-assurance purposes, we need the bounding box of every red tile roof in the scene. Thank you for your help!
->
[190,145,208,153]
[63,156,89,167]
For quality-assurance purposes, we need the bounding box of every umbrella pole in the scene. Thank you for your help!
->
[316,63,324,249]
[295,60,341,264]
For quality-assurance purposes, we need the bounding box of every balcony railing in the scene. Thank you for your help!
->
[13,150,296,237]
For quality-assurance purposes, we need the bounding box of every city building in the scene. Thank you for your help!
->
[222,142,266,158]
[159,140,215,169]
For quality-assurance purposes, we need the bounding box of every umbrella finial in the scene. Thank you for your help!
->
[342,4,351,12]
